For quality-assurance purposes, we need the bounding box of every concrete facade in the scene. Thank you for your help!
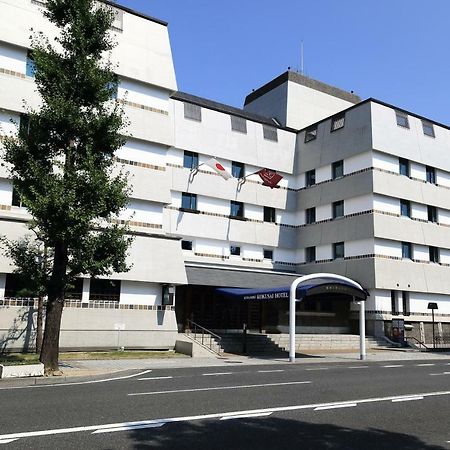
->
[0,1,449,350]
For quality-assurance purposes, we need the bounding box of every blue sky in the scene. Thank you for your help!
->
[120,0,450,125]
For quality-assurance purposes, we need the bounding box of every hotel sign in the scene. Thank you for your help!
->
[243,291,289,301]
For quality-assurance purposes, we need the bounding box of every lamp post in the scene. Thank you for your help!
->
[428,302,438,349]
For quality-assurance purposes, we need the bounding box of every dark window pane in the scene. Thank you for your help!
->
[306,246,316,263]
[426,166,436,184]
[332,200,344,218]
[429,246,439,263]
[391,291,398,315]
[428,205,437,223]
[263,249,273,260]
[263,125,278,142]
[402,242,412,259]
[306,169,316,187]
[400,199,410,217]
[305,126,317,142]
[396,111,409,128]
[264,206,276,223]
[422,121,435,137]
[181,240,193,250]
[183,151,199,169]
[26,51,36,77]
[306,207,316,224]
[232,161,245,178]
[89,279,120,302]
[231,115,247,133]
[331,113,345,131]
[230,245,241,256]
[332,160,344,179]
[181,192,197,210]
[230,201,244,218]
[399,158,409,177]
[184,102,202,121]
[65,278,84,301]
[402,291,410,316]
[333,242,344,259]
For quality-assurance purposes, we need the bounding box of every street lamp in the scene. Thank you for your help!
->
[428,302,438,349]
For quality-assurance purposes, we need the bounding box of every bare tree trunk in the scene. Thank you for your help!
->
[39,297,63,373]
[35,296,44,354]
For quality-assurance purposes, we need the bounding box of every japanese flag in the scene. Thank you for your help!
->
[204,158,232,180]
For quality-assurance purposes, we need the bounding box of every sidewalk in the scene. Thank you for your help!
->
[2,348,450,386]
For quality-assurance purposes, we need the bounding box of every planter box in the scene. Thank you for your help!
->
[0,363,44,378]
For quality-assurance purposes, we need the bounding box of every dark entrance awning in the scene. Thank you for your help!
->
[216,279,368,301]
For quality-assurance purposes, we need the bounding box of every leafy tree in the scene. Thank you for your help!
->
[2,0,131,373]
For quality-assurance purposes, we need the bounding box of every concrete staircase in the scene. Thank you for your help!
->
[214,332,392,355]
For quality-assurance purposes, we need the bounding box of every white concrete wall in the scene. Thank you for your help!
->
[374,194,400,215]
[345,239,374,257]
[345,194,373,215]
[120,281,161,305]
[116,139,167,167]
[0,178,12,205]
[118,77,170,111]
[372,151,399,173]
[344,152,372,174]
[0,41,27,73]
[375,239,402,258]
[196,195,229,216]
[413,244,429,262]
[120,199,163,224]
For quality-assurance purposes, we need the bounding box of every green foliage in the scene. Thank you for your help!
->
[2,0,131,296]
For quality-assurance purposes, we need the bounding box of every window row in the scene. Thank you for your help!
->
[399,199,438,223]
[399,157,437,184]
[305,159,344,187]
[305,242,345,263]
[181,240,273,260]
[400,242,441,263]
[304,113,346,143]
[183,102,279,142]
[395,110,435,138]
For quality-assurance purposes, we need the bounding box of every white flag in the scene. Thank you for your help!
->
[204,158,232,180]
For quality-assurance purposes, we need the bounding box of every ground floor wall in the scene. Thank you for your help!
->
[0,300,178,352]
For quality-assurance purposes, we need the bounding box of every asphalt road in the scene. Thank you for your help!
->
[1,359,450,449]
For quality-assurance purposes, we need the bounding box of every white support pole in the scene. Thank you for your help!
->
[289,282,298,363]
[359,300,366,360]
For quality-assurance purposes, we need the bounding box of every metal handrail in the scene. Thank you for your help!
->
[186,319,222,355]
[405,336,429,350]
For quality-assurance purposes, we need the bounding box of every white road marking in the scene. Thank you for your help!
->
[305,367,328,371]
[382,365,404,368]
[202,372,233,376]
[417,364,435,367]
[0,439,19,444]
[314,403,357,411]
[430,372,450,376]
[138,376,173,381]
[92,423,166,434]
[258,370,284,373]
[2,389,450,441]
[347,366,369,369]
[220,412,272,421]
[0,369,153,390]
[392,396,423,403]
[128,381,312,396]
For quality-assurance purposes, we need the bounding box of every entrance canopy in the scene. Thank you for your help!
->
[216,277,368,301]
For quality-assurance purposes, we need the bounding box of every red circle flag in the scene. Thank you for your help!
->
[215,163,225,171]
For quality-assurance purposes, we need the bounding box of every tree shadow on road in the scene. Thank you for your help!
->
[125,416,445,450]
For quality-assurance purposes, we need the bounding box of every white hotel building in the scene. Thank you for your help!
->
[1,0,449,351]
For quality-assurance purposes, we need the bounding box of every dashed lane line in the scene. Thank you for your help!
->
[392,396,424,403]
[138,376,173,381]
[128,381,312,396]
[417,364,435,367]
[258,370,284,373]
[1,389,447,442]
[382,365,404,368]
[430,372,450,376]
[202,372,233,377]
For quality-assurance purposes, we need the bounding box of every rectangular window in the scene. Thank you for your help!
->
[184,102,202,121]
[391,290,398,315]
[181,192,197,211]
[19,114,30,136]
[230,245,241,256]
[230,115,247,134]
[305,207,316,224]
[306,246,316,263]
[26,50,36,77]
[426,166,436,184]
[263,125,278,142]
[181,240,193,250]
[65,278,84,301]
[332,160,344,179]
[395,111,409,128]
[333,242,344,260]
[305,169,316,187]
[399,158,410,177]
[263,249,273,260]
[400,199,411,218]
[263,206,276,223]
[401,242,412,259]
[427,205,437,223]
[12,185,25,208]
[89,279,121,302]
[402,291,410,316]
[231,161,245,178]
[429,246,439,263]
[422,120,435,137]
[230,200,244,219]
[330,113,345,132]
[332,200,344,219]
[304,125,318,143]
[183,151,199,169]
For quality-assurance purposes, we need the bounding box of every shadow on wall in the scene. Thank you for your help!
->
[127,417,445,450]
[0,307,37,353]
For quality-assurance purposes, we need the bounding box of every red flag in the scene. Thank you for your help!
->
[257,168,283,188]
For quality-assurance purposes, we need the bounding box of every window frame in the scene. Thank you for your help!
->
[181,240,193,251]
[305,246,316,263]
[429,246,440,263]
[230,200,245,219]
[184,102,202,122]
[305,169,316,187]
[230,245,241,256]
[333,242,345,260]
[305,207,316,224]
[330,113,345,132]
[89,279,121,302]
[401,241,412,259]
[263,206,276,223]
[402,291,410,316]
[399,158,410,177]
[262,125,278,142]
[263,249,273,260]
[422,120,435,138]
[231,161,245,179]
[181,192,198,211]
[304,125,318,143]
[26,50,36,78]
[395,110,409,129]
[426,165,436,184]
[400,199,411,218]
[332,160,344,180]
[427,205,438,223]
[183,151,199,170]
[391,290,399,316]
[332,200,344,219]
[230,115,247,134]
